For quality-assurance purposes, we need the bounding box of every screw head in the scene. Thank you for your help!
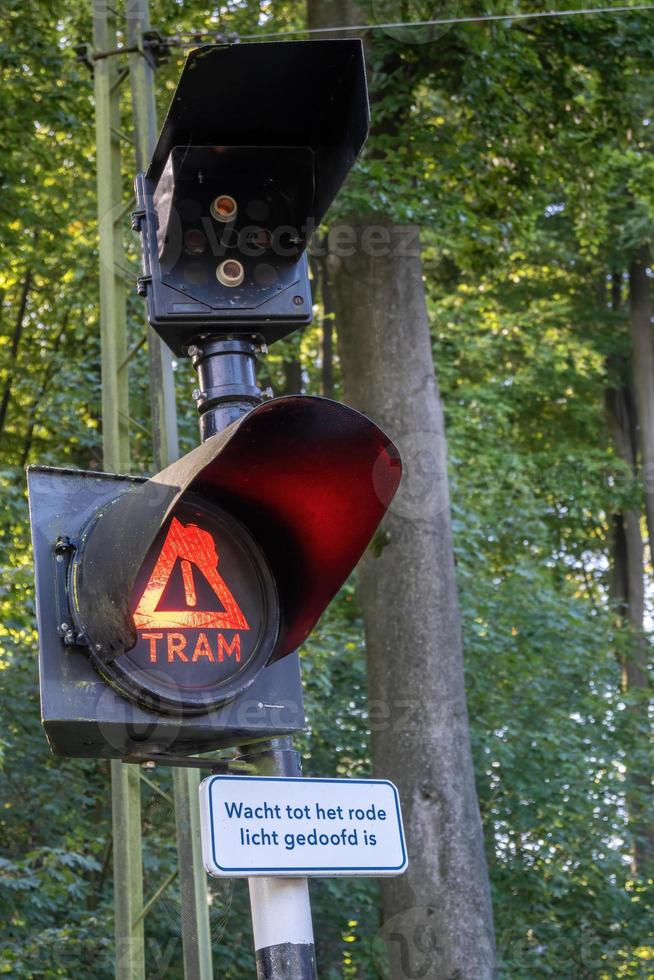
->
[292,295,304,306]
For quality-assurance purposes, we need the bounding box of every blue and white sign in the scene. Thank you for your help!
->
[199,775,408,877]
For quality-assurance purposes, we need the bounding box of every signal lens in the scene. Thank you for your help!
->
[184,262,208,286]
[246,228,272,251]
[216,259,245,287]
[254,263,277,287]
[183,229,206,255]
[210,194,238,223]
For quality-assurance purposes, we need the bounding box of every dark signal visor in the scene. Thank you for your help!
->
[70,396,402,667]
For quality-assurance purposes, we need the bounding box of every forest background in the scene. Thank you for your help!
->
[0,1,653,977]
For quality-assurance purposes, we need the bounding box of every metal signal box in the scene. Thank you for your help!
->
[133,40,369,353]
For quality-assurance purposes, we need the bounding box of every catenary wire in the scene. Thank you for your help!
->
[94,4,654,56]
[163,4,654,45]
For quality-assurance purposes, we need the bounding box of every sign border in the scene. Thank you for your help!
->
[201,774,408,876]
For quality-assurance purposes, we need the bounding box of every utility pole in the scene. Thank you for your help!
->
[125,0,179,468]
[126,3,213,977]
[92,1,145,977]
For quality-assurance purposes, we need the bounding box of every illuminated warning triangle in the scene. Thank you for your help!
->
[133,517,250,630]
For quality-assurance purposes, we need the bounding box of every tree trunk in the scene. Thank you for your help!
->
[629,245,654,565]
[310,245,335,398]
[307,3,494,971]
[19,309,69,468]
[606,283,654,877]
[321,303,335,399]
[281,351,303,395]
[0,268,33,442]
[329,218,495,978]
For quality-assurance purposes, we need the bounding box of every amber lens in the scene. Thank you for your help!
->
[211,195,237,222]
[216,197,235,216]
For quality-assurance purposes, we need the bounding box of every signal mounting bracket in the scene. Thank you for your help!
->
[123,751,256,773]
[53,535,83,647]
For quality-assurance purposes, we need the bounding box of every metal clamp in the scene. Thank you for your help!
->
[122,751,257,774]
[54,536,82,646]
[131,208,146,232]
[136,274,151,296]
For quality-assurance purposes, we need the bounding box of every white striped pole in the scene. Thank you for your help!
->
[238,738,317,979]
[249,877,316,978]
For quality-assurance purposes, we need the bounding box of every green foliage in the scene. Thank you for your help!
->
[1,2,653,978]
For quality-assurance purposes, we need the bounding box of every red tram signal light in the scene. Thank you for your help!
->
[27,397,401,755]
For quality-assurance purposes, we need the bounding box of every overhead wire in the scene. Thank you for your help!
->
[92,4,654,57]
[163,4,654,46]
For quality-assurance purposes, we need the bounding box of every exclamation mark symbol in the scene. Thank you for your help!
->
[181,559,197,607]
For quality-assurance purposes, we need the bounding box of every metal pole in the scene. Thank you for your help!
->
[189,343,317,978]
[171,767,214,979]
[125,4,212,977]
[125,0,179,466]
[94,0,130,473]
[110,764,146,979]
[238,739,318,979]
[189,339,264,440]
[92,2,145,977]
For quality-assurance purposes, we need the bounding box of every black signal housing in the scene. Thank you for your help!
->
[27,397,401,757]
[133,40,369,354]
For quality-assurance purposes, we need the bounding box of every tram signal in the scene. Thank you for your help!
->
[26,34,407,980]
[27,38,402,762]
[27,397,401,757]
[132,39,369,353]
